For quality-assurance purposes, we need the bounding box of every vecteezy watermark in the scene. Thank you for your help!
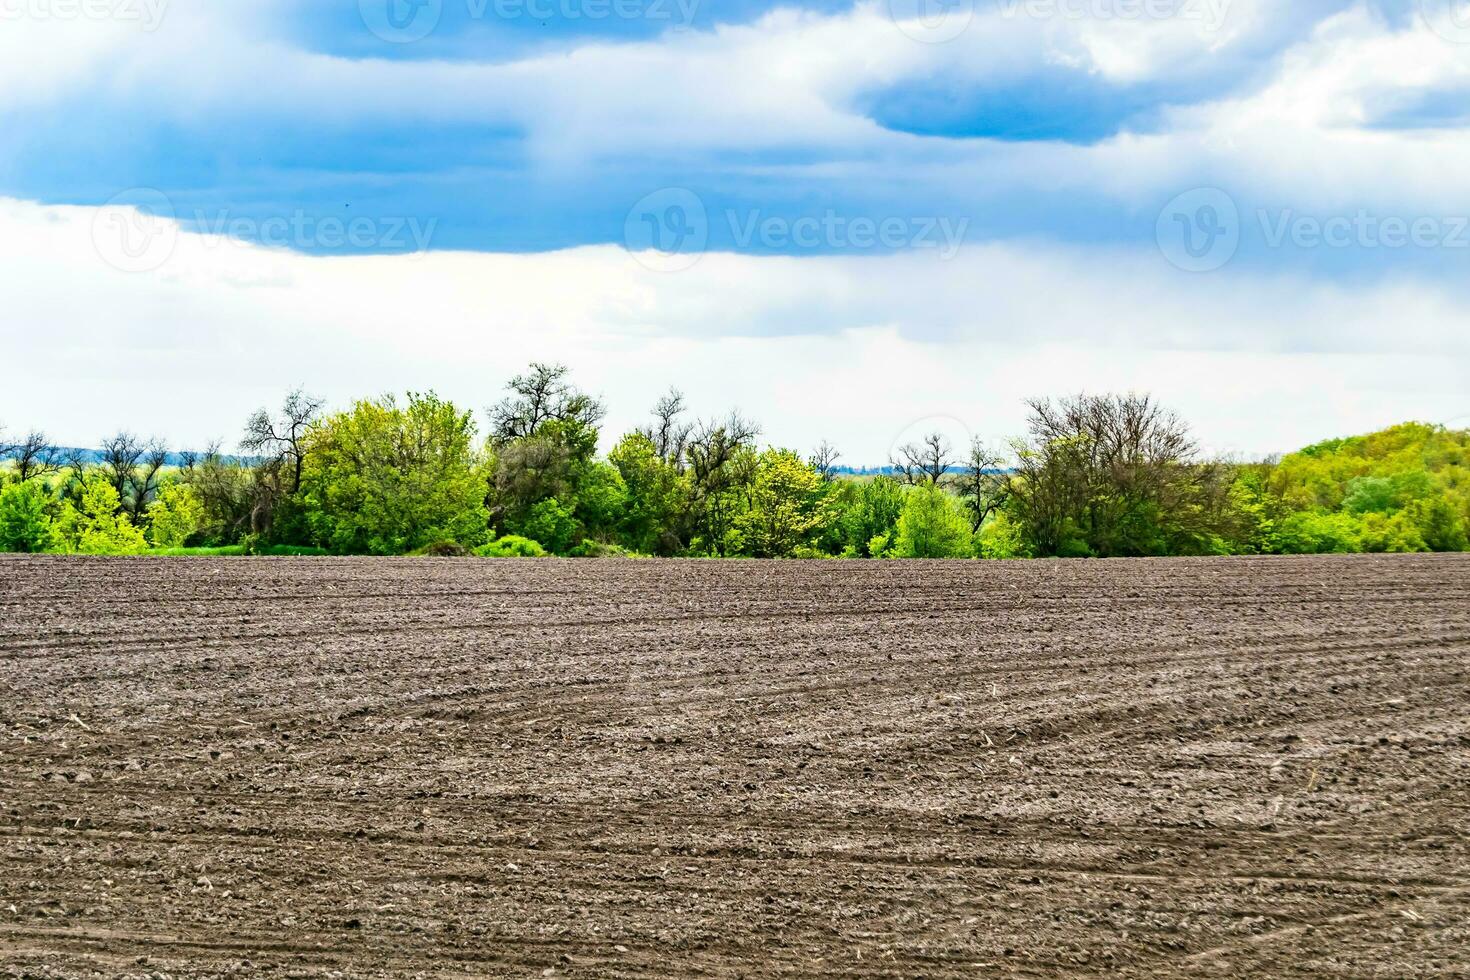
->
[1159,187,1470,272]
[1156,187,1240,273]
[359,0,697,42]
[191,210,438,253]
[624,187,710,273]
[886,0,975,44]
[0,0,167,28]
[1257,210,1470,251]
[997,0,1232,30]
[91,188,178,274]
[359,0,441,43]
[623,188,969,272]
[91,188,438,272]
[1420,0,1470,43]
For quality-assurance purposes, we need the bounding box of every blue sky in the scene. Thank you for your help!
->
[2,0,1469,458]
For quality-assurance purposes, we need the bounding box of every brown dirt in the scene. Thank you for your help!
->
[1,553,1468,978]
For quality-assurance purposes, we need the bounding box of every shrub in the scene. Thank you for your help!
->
[58,476,148,555]
[0,481,60,553]
[892,485,973,558]
[475,535,549,558]
[976,511,1028,559]
[146,483,205,548]
[420,540,470,557]
[510,497,578,555]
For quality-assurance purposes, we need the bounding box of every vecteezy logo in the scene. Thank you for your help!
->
[1421,0,1470,43]
[360,0,442,43]
[887,0,974,43]
[1156,187,1240,272]
[91,188,178,274]
[623,188,709,273]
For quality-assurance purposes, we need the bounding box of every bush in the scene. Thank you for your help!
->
[475,535,548,558]
[976,511,1028,559]
[58,476,148,555]
[892,485,973,558]
[509,497,578,555]
[146,483,205,548]
[420,540,470,557]
[0,481,60,553]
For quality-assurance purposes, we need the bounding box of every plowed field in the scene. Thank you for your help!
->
[2,554,1468,977]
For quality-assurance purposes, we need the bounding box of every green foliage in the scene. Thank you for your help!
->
[146,482,205,548]
[976,510,1028,559]
[58,476,148,554]
[572,461,629,543]
[732,449,833,558]
[0,480,60,553]
[300,392,489,555]
[475,535,549,557]
[1236,422,1470,555]
[608,433,688,555]
[892,485,973,559]
[837,477,905,557]
[509,497,579,555]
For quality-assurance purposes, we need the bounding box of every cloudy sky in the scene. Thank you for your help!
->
[2,0,1468,462]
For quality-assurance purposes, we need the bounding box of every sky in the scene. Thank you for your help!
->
[2,0,1469,462]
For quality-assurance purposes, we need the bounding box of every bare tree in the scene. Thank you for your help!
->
[1007,393,1224,557]
[891,432,953,486]
[98,432,168,518]
[130,442,169,518]
[62,447,90,490]
[489,363,605,443]
[637,388,692,465]
[242,388,324,495]
[684,411,762,554]
[185,443,262,541]
[99,432,145,502]
[956,437,1008,532]
[809,440,841,482]
[7,430,62,483]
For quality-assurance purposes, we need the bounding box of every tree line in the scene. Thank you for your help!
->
[2,364,1466,558]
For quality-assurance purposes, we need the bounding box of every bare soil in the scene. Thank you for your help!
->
[1,554,1468,978]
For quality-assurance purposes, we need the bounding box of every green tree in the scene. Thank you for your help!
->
[0,480,61,553]
[734,449,832,558]
[892,485,973,558]
[571,461,629,545]
[58,476,148,554]
[835,477,905,557]
[608,432,688,555]
[146,482,205,548]
[975,510,1028,559]
[300,392,489,554]
[510,497,579,555]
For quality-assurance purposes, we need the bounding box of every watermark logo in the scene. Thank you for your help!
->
[1257,210,1470,250]
[1421,0,1470,43]
[359,0,442,43]
[887,0,975,43]
[91,188,178,274]
[485,0,698,26]
[624,188,710,273]
[997,0,1232,31]
[1157,187,1240,273]
[192,210,438,253]
[0,0,168,29]
[360,0,697,42]
[624,188,970,270]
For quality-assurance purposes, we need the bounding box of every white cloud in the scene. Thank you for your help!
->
[2,196,1465,461]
